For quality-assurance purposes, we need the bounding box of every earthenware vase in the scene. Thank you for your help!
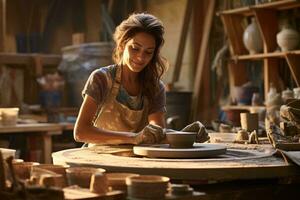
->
[277,22,300,51]
[293,87,300,99]
[243,17,263,54]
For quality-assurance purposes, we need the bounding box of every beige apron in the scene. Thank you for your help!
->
[92,65,148,142]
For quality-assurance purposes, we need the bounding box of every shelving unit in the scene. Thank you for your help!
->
[0,53,61,104]
[218,0,300,101]
[0,53,61,66]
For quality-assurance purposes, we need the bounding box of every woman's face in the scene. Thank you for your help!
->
[121,32,156,73]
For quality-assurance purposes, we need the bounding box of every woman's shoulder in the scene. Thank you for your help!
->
[92,64,117,77]
[158,80,166,92]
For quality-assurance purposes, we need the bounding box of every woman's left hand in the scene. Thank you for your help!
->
[135,124,166,144]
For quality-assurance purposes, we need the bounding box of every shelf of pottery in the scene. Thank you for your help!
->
[218,0,300,102]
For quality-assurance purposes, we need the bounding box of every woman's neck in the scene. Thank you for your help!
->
[120,64,141,96]
[121,64,139,84]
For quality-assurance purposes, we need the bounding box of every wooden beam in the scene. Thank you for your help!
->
[0,0,6,51]
[264,58,283,100]
[254,8,278,53]
[228,61,248,99]
[220,14,247,55]
[192,0,215,120]
[172,0,193,83]
[285,53,300,87]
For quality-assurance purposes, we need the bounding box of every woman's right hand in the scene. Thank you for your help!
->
[135,124,166,145]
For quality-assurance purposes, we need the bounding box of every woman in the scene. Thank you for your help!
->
[74,13,167,146]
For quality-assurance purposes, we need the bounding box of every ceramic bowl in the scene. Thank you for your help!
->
[166,131,197,148]
[66,167,106,188]
[126,175,170,199]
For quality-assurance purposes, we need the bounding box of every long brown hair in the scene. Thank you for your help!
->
[112,13,167,103]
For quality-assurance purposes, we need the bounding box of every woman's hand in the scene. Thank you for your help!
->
[135,124,166,144]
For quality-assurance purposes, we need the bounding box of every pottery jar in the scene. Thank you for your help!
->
[293,87,300,99]
[243,17,263,54]
[276,23,300,51]
[281,88,294,102]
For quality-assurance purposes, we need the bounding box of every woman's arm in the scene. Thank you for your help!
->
[74,95,136,145]
[148,111,166,128]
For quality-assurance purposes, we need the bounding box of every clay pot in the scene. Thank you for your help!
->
[0,108,19,126]
[243,17,263,54]
[224,109,249,127]
[282,88,294,103]
[31,164,69,187]
[277,23,299,51]
[106,173,139,193]
[169,184,194,196]
[89,172,108,194]
[240,113,259,132]
[251,93,262,106]
[294,87,300,99]
[13,162,39,180]
[166,131,197,148]
[126,175,170,199]
[233,84,259,105]
[235,129,249,141]
[66,167,106,188]
[39,174,65,188]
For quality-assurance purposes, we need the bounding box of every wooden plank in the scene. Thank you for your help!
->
[276,143,300,151]
[231,50,300,60]
[192,0,215,120]
[0,0,5,51]
[0,123,62,134]
[227,62,248,100]
[42,134,52,163]
[254,8,278,52]
[172,0,193,83]
[0,53,61,65]
[264,58,283,100]
[218,0,300,15]
[220,14,247,55]
[85,0,101,42]
[222,105,265,111]
[285,53,300,87]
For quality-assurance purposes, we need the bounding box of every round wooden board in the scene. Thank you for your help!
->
[133,143,227,158]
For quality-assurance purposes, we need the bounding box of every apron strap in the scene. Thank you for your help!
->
[110,65,122,95]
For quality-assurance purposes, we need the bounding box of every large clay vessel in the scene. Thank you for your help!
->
[243,17,263,54]
[276,23,300,51]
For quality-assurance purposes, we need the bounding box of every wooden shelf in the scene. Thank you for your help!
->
[222,105,265,111]
[0,53,61,66]
[218,0,300,16]
[219,0,300,102]
[231,50,300,61]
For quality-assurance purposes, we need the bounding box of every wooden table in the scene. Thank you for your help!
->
[0,123,63,163]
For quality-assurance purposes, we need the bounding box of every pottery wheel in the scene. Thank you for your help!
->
[133,143,227,158]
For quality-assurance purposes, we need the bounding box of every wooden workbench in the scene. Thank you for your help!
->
[52,144,300,182]
[0,123,63,163]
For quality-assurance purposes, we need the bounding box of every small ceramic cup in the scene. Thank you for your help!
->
[126,175,170,199]
[66,167,106,188]
[90,172,108,194]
